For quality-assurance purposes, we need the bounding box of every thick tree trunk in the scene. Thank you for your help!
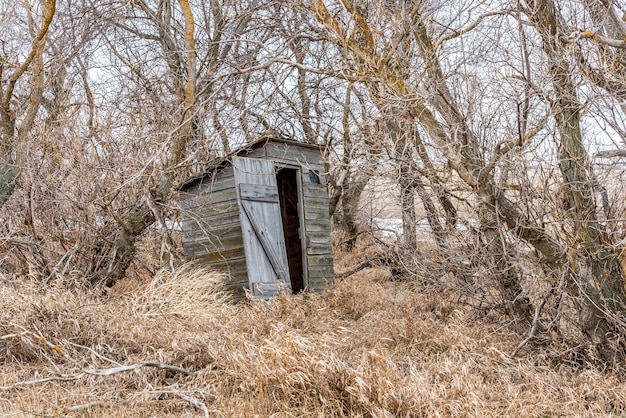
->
[0,0,55,209]
[399,174,417,252]
[413,176,445,248]
[412,128,457,232]
[80,0,198,288]
[527,0,626,360]
[478,197,532,331]
[84,202,156,287]
[0,150,20,208]
[387,119,420,252]
[340,172,369,251]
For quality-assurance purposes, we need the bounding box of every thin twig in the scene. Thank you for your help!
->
[0,375,84,390]
[1,402,100,418]
[63,340,123,366]
[83,362,192,377]
[144,390,222,417]
[0,325,192,391]
[510,286,555,358]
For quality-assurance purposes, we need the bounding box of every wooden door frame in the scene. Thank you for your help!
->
[275,163,309,292]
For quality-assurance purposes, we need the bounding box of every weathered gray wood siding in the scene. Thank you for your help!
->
[300,167,334,292]
[247,140,334,291]
[180,166,248,293]
[180,139,334,297]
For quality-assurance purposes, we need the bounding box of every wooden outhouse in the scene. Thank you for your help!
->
[178,138,334,299]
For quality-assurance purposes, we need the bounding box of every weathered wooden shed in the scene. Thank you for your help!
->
[178,138,334,299]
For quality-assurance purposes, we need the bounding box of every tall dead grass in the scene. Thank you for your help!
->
[141,263,232,317]
[1,264,626,417]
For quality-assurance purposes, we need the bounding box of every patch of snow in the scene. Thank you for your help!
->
[371,218,403,240]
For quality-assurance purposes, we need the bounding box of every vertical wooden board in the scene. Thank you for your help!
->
[298,169,334,292]
[233,156,291,299]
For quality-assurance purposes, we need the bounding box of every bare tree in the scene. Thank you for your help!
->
[0,0,56,207]
[302,0,626,359]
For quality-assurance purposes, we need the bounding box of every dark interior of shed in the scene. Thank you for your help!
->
[276,168,305,293]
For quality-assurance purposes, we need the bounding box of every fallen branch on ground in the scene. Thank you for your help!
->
[0,324,192,391]
[335,248,404,280]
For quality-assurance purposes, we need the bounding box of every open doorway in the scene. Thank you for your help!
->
[276,167,305,293]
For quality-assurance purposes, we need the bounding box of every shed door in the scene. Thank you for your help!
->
[233,156,292,299]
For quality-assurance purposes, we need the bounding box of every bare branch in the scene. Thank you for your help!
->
[438,10,514,43]
[595,149,626,158]
[563,29,626,49]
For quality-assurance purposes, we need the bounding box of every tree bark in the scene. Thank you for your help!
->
[312,0,535,328]
[526,0,626,360]
[83,0,198,287]
[0,0,56,208]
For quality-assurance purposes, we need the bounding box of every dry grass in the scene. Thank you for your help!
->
[140,263,232,317]
[1,263,626,417]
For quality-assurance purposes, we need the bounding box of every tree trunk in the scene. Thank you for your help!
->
[387,119,420,252]
[81,0,198,288]
[0,149,20,208]
[86,202,156,287]
[340,172,370,251]
[412,127,457,232]
[312,0,534,328]
[527,0,626,360]
[0,0,56,209]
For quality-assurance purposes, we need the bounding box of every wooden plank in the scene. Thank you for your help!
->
[234,156,292,298]
[239,183,280,203]
[307,245,332,256]
[303,209,332,222]
[303,197,329,212]
[182,201,239,222]
[308,278,334,290]
[204,187,238,205]
[307,230,332,240]
[183,220,242,239]
[308,267,335,280]
[252,282,291,300]
[192,256,248,279]
[198,256,249,278]
[302,185,330,199]
[200,254,246,266]
[180,168,235,195]
[303,202,330,213]
[183,235,245,256]
[183,237,244,257]
[307,254,334,266]
[182,189,238,210]
[208,259,249,279]
[186,212,241,231]
[308,272,334,282]
[184,245,245,262]
[304,221,331,233]
[194,169,235,195]
[264,141,325,167]
[181,208,240,233]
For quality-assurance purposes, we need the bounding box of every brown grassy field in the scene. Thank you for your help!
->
[1,252,626,417]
